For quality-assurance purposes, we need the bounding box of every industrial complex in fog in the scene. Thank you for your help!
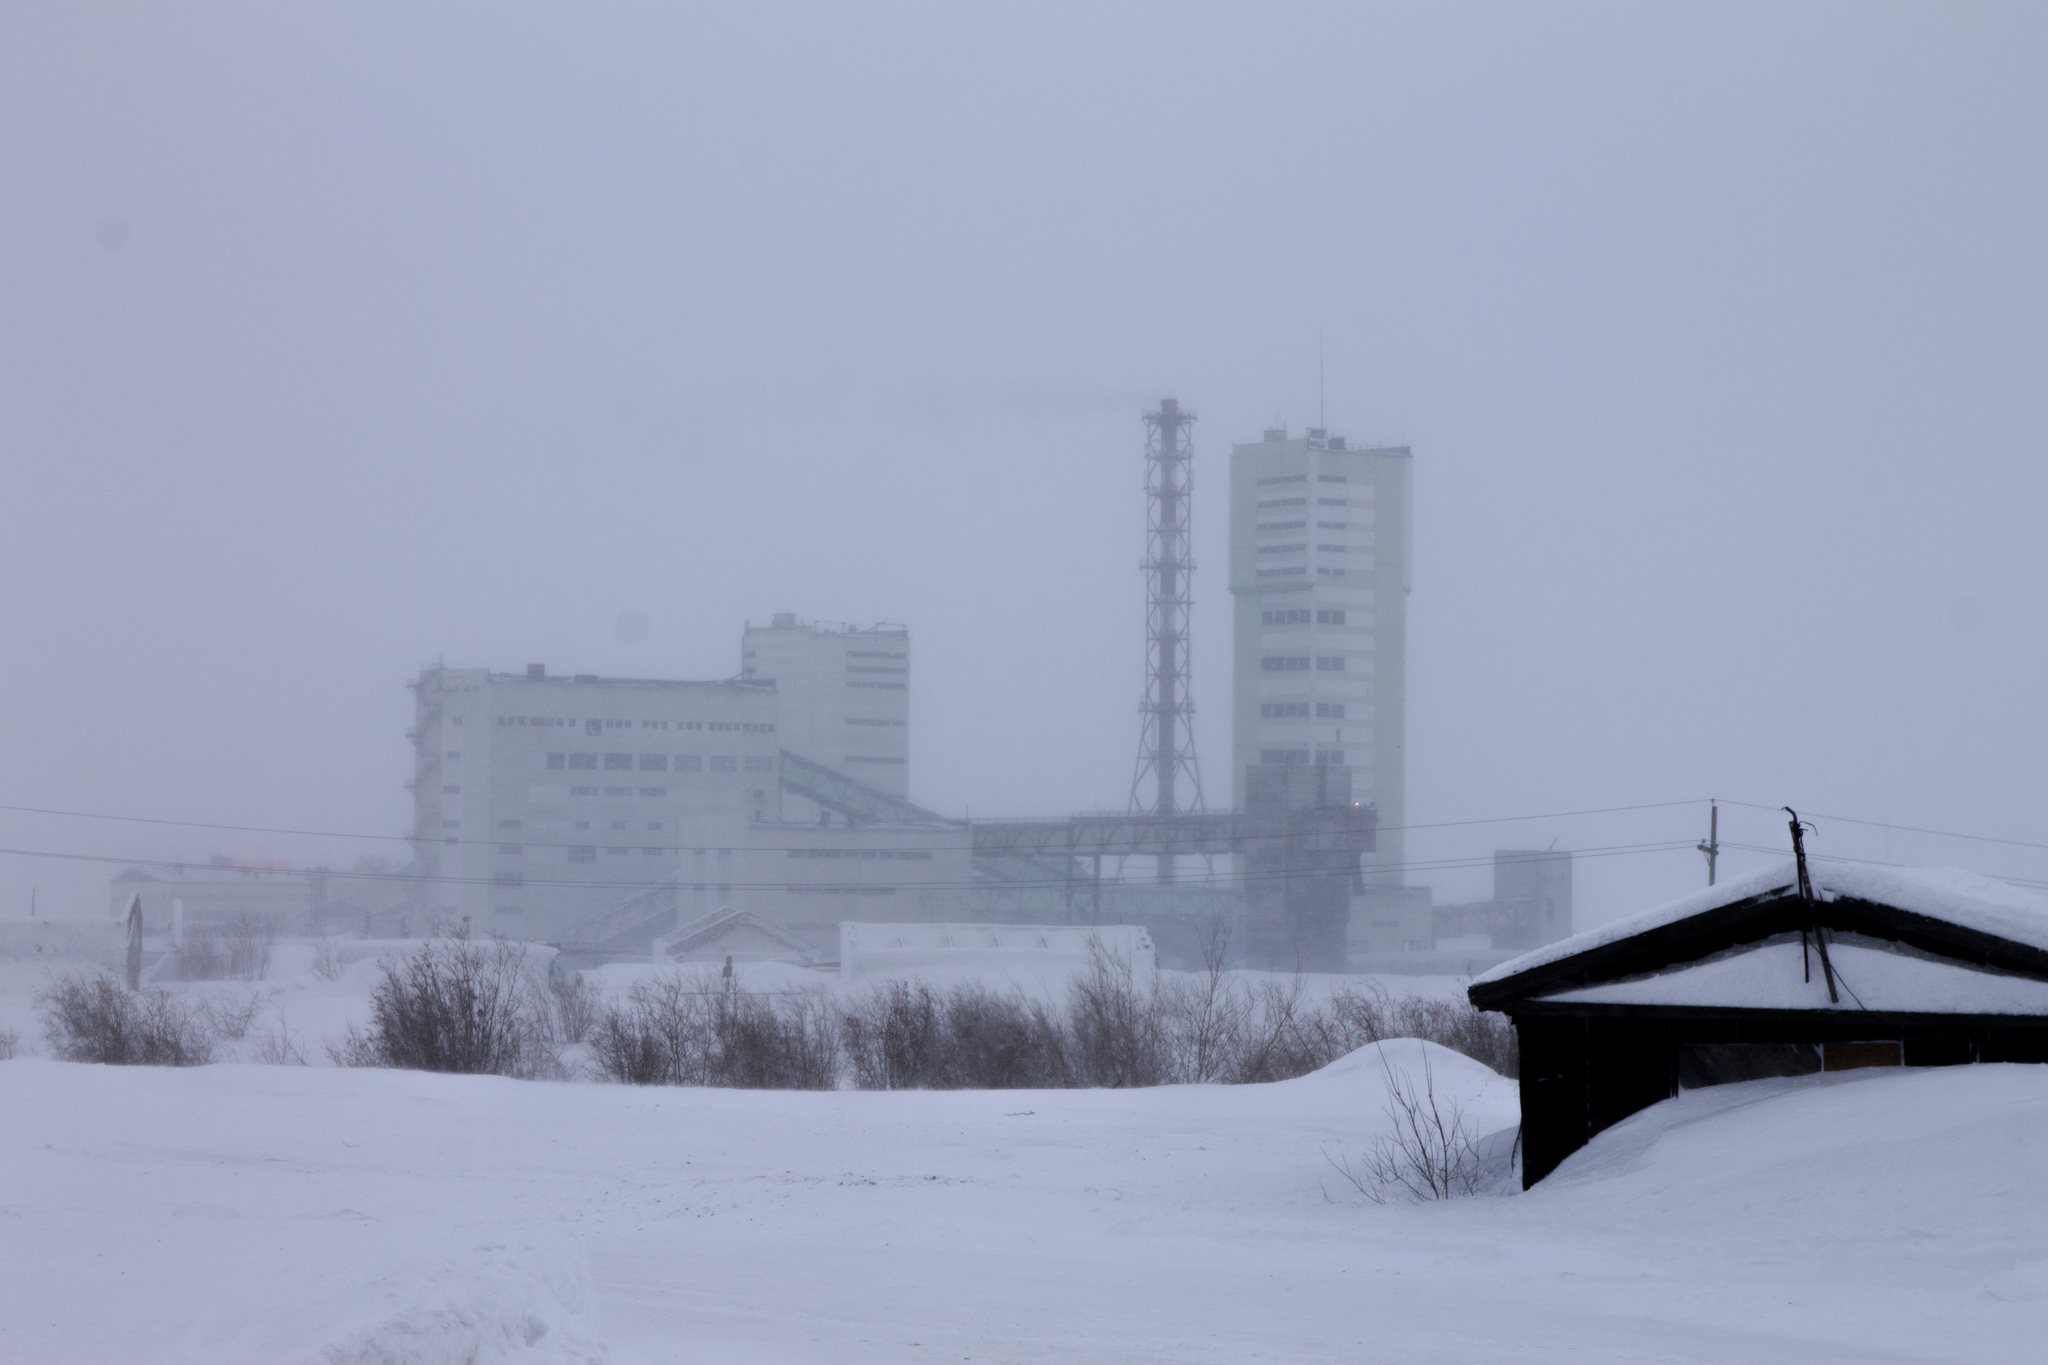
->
[114,403,1571,971]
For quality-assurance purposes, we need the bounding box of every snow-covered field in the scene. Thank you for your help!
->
[4,951,2047,1363]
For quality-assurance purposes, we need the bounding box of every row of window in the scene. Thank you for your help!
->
[1257,520,1305,532]
[1252,473,1349,487]
[845,717,906,727]
[496,716,773,734]
[1260,701,1350,718]
[1257,543,1306,555]
[786,848,935,860]
[846,666,906,675]
[546,752,770,772]
[561,846,740,864]
[1256,566,1306,577]
[1259,748,1348,765]
[1261,608,1348,626]
[847,650,906,660]
[849,681,907,690]
[1260,655,1348,672]
[1257,496,1305,509]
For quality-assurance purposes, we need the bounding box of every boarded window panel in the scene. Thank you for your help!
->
[1677,1042,1821,1090]
[1903,1037,1972,1068]
[1822,1040,1902,1072]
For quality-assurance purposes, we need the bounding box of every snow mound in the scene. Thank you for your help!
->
[1307,1036,1508,1089]
[313,1241,606,1365]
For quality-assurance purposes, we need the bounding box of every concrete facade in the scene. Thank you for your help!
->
[408,661,967,955]
[1229,427,1411,890]
[742,616,910,801]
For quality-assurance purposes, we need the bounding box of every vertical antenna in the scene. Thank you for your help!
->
[1784,807,1839,1004]
[1318,332,1325,432]
[1130,397,1206,882]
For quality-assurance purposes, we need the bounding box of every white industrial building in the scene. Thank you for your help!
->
[1228,424,1412,895]
[742,614,910,806]
[409,620,968,957]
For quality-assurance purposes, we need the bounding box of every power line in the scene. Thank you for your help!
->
[1716,840,2048,893]
[1716,799,2048,854]
[0,795,1710,858]
[0,837,1705,896]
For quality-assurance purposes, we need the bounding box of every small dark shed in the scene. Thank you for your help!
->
[1468,862,2048,1187]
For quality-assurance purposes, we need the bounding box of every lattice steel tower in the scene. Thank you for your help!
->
[1129,397,1206,880]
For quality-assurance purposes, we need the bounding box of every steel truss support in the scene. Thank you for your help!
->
[1129,397,1206,882]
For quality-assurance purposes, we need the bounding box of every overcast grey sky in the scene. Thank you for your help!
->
[4,2,2044,928]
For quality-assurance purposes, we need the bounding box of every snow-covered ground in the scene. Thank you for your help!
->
[5,949,2047,1363]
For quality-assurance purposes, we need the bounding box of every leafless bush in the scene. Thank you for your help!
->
[591,971,837,1089]
[840,980,1071,1089]
[0,1027,19,1060]
[343,932,557,1078]
[711,986,839,1089]
[832,943,1515,1094]
[546,964,600,1046]
[939,985,1072,1088]
[40,974,215,1066]
[841,980,946,1089]
[1156,919,1252,1083]
[590,973,695,1084]
[1068,937,1170,1087]
[1386,995,1518,1078]
[172,926,229,981]
[174,913,277,982]
[1328,1045,1484,1203]
[255,1020,310,1066]
[311,937,348,981]
[203,989,264,1040]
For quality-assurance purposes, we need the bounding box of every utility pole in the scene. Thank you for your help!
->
[1697,801,1720,885]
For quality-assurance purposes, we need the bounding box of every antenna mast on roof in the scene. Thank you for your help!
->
[1785,807,1840,1004]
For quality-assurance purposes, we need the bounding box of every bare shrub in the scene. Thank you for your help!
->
[40,974,215,1066]
[710,985,838,1089]
[1328,1045,1484,1203]
[255,1020,310,1066]
[345,932,556,1078]
[841,980,1072,1090]
[172,926,229,981]
[203,990,264,1041]
[591,971,837,1089]
[224,912,276,980]
[0,1027,19,1060]
[546,964,599,1046]
[1387,995,1518,1078]
[1069,937,1170,1087]
[1157,920,1253,1084]
[939,985,1072,1088]
[325,1025,380,1068]
[841,980,947,1089]
[590,972,698,1085]
[311,937,348,981]
[173,913,277,982]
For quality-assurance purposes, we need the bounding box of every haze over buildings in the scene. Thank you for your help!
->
[3,7,2046,931]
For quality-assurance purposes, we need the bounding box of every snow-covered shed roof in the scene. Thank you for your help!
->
[1468,861,2048,1018]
